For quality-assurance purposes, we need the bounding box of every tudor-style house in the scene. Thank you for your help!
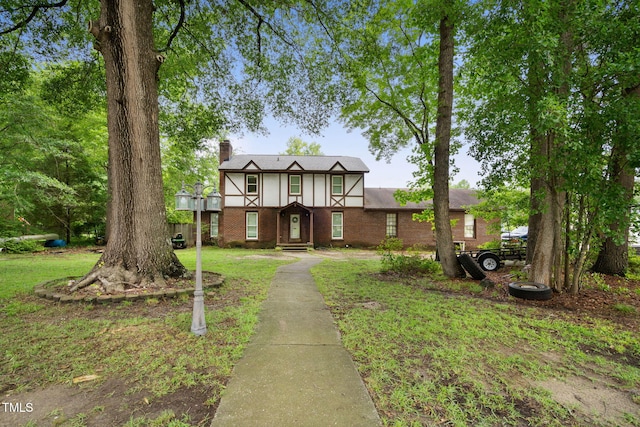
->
[201,140,497,249]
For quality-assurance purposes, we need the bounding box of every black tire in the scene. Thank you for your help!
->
[457,253,486,280]
[477,252,501,271]
[508,282,553,300]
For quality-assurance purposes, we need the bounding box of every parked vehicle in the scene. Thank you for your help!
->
[501,226,528,243]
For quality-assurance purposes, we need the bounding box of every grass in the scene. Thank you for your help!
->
[0,247,293,426]
[311,258,640,427]
[2,249,639,426]
[0,251,101,298]
[613,303,638,315]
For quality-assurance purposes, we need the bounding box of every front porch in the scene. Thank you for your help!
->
[276,202,314,249]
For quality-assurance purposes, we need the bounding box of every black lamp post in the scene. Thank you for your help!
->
[175,182,222,336]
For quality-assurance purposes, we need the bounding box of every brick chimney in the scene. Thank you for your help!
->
[219,139,232,164]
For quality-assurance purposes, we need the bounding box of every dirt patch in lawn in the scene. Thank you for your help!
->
[1,378,213,427]
[535,375,640,426]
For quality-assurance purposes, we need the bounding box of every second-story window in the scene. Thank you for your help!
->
[246,174,258,194]
[331,175,343,195]
[289,175,301,195]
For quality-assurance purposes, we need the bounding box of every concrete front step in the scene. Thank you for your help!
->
[278,243,313,251]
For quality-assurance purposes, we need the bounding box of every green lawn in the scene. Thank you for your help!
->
[0,251,101,298]
[312,258,640,427]
[1,249,639,426]
[0,247,293,426]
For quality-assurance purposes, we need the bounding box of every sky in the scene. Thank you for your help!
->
[231,119,483,189]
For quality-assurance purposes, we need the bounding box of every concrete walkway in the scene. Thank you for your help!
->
[210,254,381,427]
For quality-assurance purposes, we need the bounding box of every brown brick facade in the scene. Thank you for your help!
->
[339,209,495,249]
[207,207,496,250]
[217,207,278,248]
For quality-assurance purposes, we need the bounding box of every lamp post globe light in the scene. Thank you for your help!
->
[174,182,222,336]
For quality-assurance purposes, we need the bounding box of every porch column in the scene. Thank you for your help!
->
[309,210,314,247]
[276,210,281,246]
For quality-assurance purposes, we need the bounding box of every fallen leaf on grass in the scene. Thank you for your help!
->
[73,374,101,384]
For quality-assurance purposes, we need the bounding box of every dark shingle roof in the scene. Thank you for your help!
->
[364,188,479,210]
[219,155,369,173]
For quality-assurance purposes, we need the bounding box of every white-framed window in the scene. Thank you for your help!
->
[332,212,343,239]
[386,213,397,237]
[464,214,475,238]
[210,213,219,238]
[246,212,258,240]
[331,175,343,195]
[246,174,258,194]
[289,175,301,195]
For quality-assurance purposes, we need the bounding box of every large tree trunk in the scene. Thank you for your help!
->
[528,179,566,289]
[591,146,635,276]
[74,0,187,291]
[528,153,568,290]
[527,136,544,266]
[592,231,630,276]
[434,11,465,279]
[528,2,572,290]
[526,81,554,283]
[592,83,639,277]
[525,48,545,266]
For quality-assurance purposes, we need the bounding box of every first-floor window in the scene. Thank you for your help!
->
[464,214,475,238]
[386,213,397,237]
[332,212,343,239]
[210,213,219,238]
[246,212,258,240]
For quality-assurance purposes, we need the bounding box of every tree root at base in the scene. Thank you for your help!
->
[69,264,192,294]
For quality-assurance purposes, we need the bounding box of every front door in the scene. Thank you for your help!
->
[290,214,300,240]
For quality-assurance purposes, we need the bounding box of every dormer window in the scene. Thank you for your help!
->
[246,175,258,194]
[289,175,301,195]
[331,175,343,195]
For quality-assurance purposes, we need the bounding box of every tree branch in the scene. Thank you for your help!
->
[0,0,68,35]
[364,84,423,145]
[235,0,296,49]
[255,18,262,65]
[158,0,186,53]
[304,0,337,45]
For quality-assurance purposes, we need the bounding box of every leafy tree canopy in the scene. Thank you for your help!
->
[280,137,323,156]
[0,63,107,239]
